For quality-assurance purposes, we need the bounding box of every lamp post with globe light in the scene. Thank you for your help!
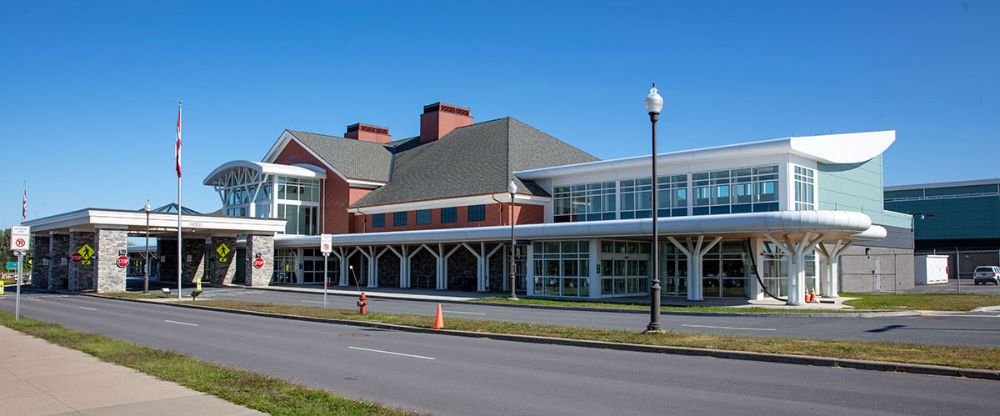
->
[508,179,519,300]
[644,84,664,333]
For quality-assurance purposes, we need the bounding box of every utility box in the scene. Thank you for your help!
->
[915,255,949,285]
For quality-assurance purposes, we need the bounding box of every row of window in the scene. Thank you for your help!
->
[554,165,820,222]
[372,205,487,228]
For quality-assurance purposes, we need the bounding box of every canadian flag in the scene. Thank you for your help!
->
[175,100,182,178]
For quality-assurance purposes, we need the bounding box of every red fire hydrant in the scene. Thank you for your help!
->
[357,292,368,315]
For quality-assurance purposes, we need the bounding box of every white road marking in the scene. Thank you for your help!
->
[444,310,486,316]
[301,300,325,304]
[78,306,98,311]
[681,324,776,331]
[348,346,435,360]
[164,320,199,327]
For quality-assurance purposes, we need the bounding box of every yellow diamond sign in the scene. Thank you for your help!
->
[78,244,95,265]
[216,243,231,263]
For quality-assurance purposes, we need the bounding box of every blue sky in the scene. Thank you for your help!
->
[1,0,997,226]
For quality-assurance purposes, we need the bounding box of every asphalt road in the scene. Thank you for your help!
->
[180,286,1000,347]
[1,293,997,416]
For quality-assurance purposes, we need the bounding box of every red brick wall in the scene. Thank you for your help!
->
[351,202,544,234]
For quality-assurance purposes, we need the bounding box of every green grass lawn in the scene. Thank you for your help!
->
[474,296,855,313]
[842,293,1000,311]
[0,312,422,416]
[182,299,1000,370]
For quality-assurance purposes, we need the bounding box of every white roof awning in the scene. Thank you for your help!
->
[24,208,285,236]
[203,160,326,185]
[276,210,879,248]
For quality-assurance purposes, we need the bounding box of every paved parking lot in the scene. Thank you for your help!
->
[902,279,1000,294]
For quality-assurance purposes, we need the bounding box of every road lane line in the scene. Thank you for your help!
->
[444,310,486,315]
[78,306,98,311]
[347,346,435,360]
[681,324,776,331]
[164,320,199,327]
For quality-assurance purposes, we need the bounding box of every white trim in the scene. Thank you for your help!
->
[516,131,895,180]
[347,193,549,215]
[23,209,285,234]
[346,178,387,188]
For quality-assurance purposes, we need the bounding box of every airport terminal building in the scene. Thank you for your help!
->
[26,102,913,304]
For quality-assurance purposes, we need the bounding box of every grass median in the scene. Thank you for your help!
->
[842,293,1000,311]
[472,297,857,313]
[0,311,421,416]
[183,299,1000,371]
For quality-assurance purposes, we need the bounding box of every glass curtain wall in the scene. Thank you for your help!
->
[794,165,816,210]
[693,166,779,215]
[760,242,817,297]
[276,177,321,235]
[533,241,590,297]
[273,248,298,284]
[701,240,749,297]
[660,242,687,296]
[553,182,617,222]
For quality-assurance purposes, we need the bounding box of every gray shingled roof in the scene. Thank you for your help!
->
[287,130,393,182]
[350,118,598,208]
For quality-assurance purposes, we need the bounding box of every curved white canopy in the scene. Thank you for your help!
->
[203,160,326,185]
[277,210,876,247]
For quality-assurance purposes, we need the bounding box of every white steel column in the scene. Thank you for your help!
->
[336,247,348,286]
[667,236,720,301]
[816,240,851,298]
[366,247,376,288]
[588,238,601,299]
[765,232,824,305]
[437,244,446,290]
[526,242,536,296]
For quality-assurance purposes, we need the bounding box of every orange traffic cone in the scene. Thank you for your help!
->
[432,303,445,330]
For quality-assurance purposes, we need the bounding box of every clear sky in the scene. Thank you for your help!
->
[1,0,997,226]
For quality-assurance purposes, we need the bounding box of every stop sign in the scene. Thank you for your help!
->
[253,256,265,270]
[116,255,129,268]
[70,252,82,263]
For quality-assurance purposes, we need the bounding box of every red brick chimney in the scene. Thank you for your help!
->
[419,102,473,144]
[345,123,392,144]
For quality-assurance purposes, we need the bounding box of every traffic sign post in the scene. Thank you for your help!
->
[9,225,30,321]
[320,234,332,309]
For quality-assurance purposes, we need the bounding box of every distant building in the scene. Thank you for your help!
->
[885,179,1000,278]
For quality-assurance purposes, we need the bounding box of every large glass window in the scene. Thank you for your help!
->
[619,178,652,219]
[598,240,650,296]
[620,175,688,219]
[416,209,432,225]
[533,240,590,297]
[278,204,319,235]
[275,176,321,235]
[468,205,486,221]
[794,165,815,211]
[702,240,749,298]
[693,166,778,215]
[554,181,617,222]
[277,177,320,202]
[441,207,457,223]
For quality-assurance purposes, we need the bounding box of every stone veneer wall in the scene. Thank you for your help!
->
[409,249,437,289]
[48,234,69,290]
[68,232,96,291]
[31,235,50,289]
[245,235,274,287]
[446,247,477,291]
[487,247,505,292]
[377,253,400,288]
[207,237,237,286]
[95,228,127,293]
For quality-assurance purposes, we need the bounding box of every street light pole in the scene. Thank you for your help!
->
[644,84,664,333]
[144,200,151,294]
[508,179,519,300]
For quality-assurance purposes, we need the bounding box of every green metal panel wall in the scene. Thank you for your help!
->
[885,196,1000,240]
[818,155,911,228]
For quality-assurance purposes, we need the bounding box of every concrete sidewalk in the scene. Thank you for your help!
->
[0,326,264,416]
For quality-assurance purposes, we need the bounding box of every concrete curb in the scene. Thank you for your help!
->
[230,285,921,318]
[87,294,1000,381]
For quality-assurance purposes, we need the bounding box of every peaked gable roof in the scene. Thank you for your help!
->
[351,117,597,208]
[270,130,394,183]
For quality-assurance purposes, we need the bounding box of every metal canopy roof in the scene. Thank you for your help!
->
[23,208,285,237]
[275,210,883,248]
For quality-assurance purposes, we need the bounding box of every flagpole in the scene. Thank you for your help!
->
[177,99,183,301]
